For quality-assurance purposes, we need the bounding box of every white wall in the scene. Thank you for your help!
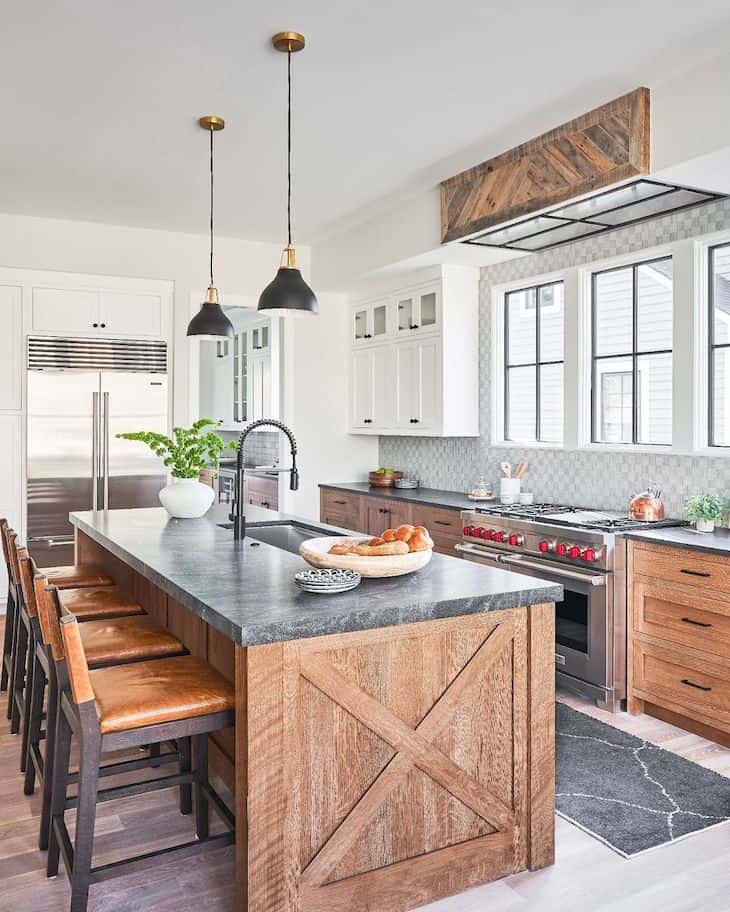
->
[281,292,379,518]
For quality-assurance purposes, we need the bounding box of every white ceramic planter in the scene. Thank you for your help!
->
[158,478,215,519]
[695,518,716,533]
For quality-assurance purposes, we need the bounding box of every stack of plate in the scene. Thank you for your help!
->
[394,477,419,489]
[294,568,362,594]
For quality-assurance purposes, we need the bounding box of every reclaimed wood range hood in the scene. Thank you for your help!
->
[440,88,724,252]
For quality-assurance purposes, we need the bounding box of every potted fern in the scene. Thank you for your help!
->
[684,493,726,533]
[117,419,236,518]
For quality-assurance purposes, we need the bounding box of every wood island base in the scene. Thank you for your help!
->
[76,529,555,912]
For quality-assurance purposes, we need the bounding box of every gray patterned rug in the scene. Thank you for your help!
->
[556,702,730,856]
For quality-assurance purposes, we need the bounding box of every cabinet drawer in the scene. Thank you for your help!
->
[632,542,730,593]
[320,489,363,533]
[410,503,462,555]
[633,579,730,660]
[632,638,730,731]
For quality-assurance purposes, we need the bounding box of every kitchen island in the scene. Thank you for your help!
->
[69,503,562,912]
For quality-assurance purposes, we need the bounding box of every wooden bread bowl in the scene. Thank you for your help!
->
[299,537,432,578]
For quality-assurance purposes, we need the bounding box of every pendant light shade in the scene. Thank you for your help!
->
[187,115,234,339]
[258,32,318,316]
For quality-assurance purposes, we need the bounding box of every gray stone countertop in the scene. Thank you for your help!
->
[69,503,562,647]
[623,524,730,557]
[319,482,485,512]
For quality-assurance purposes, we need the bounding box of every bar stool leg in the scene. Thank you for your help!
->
[5,601,19,719]
[1,591,15,691]
[70,716,102,912]
[9,618,28,735]
[47,707,73,878]
[24,649,46,795]
[20,629,37,773]
[39,668,59,851]
[179,737,192,815]
[192,733,209,841]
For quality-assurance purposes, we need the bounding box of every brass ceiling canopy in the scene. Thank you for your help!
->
[272,31,305,53]
[198,115,225,131]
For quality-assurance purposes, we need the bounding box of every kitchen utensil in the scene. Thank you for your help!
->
[368,470,403,488]
[294,568,362,594]
[519,491,534,504]
[500,462,512,478]
[500,477,521,504]
[515,460,529,479]
[628,482,665,522]
[299,536,432,578]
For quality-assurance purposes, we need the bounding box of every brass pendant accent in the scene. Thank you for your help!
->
[205,285,219,304]
[272,31,305,53]
[281,245,297,269]
[198,115,225,131]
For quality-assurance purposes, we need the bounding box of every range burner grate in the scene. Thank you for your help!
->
[475,503,682,532]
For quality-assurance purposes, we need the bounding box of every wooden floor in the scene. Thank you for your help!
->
[0,612,728,911]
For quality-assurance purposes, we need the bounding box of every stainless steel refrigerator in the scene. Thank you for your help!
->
[26,336,169,567]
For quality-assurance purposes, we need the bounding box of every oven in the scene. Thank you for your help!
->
[456,540,620,711]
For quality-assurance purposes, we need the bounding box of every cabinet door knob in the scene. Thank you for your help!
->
[364,418,373,424]
[100,322,106,328]
[92,322,98,328]
[378,507,390,514]
[410,418,420,423]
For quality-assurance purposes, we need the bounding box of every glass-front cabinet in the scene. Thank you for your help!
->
[353,284,440,345]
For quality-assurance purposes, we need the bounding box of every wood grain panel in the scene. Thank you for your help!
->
[440,88,650,243]
[240,609,551,912]
[527,602,555,870]
[632,542,730,594]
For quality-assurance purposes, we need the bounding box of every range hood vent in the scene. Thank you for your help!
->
[462,178,725,252]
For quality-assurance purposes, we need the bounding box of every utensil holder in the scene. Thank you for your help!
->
[500,478,521,504]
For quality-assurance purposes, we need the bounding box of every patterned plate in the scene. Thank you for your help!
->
[294,568,362,594]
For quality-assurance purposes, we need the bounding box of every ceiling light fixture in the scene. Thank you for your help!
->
[258,31,318,316]
[187,115,235,339]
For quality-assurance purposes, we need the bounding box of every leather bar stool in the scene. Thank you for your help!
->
[48,613,235,912]
[5,530,114,734]
[1,519,18,698]
[23,570,186,852]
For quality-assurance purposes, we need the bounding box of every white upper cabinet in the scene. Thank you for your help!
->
[348,266,478,437]
[0,285,23,410]
[31,285,165,338]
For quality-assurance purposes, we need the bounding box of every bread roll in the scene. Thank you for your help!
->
[382,528,398,543]
[395,524,415,542]
[354,540,409,557]
[408,528,434,552]
[328,540,358,555]
[368,537,385,546]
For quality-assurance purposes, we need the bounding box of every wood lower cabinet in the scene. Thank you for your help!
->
[628,540,730,747]
[320,488,464,557]
[246,473,278,511]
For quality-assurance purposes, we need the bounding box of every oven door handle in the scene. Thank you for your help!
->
[501,554,607,587]
[454,543,505,567]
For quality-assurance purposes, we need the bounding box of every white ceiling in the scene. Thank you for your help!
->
[3,1,730,244]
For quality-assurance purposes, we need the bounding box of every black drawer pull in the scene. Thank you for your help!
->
[681,678,712,692]
[378,507,390,514]
[433,520,452,527]
[363,419,373,424]
[681,616,713,628]
[333,500,347,505]
[679,568,711,578]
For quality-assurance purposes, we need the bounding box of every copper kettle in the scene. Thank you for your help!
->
[629,482,665,522]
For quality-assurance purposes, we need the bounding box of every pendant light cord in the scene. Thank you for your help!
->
[209,126,215,287]
[287,48,292,247]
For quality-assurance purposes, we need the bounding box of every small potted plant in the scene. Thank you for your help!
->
[117,419,236,518]
[684,493,727,533]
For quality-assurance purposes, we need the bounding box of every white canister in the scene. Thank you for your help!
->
[500,477,521,504]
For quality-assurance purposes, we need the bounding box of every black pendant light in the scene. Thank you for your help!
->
[187,115,235,339]
[258,32,318,316]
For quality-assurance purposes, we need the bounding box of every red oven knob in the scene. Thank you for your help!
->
[567,545,581,560]
[473,526,485,538]
[508,533,523,546]
[493,531,505,543]
[538,539,551,553]
[582,547,598,562]
[484,529,494,540]
[463,525,472,536]
[555,543,568,557]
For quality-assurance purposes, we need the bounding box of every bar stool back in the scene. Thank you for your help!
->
[48,614,235,912]
[0,518,17,696]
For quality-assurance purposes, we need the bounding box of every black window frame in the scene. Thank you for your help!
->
[708,242,730,447]
[503,281,564,443]
[590,255,673,446]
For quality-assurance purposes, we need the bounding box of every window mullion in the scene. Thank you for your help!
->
[536,289,541,441]
[632,263,639,444]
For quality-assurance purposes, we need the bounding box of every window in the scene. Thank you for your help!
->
[591,257,673,445]
[503,282,564,443]
[709,243,730,446]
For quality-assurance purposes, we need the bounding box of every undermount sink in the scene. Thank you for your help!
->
[217,520,343,555]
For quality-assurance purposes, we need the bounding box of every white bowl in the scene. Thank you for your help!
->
[299,536,433,578]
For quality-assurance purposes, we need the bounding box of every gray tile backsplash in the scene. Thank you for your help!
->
[380,198,730,520]
[219,430,278,466]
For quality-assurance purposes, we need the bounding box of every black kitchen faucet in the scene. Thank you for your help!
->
[230,418,299,540]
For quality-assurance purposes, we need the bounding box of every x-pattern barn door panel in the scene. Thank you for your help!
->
[246,610,535,912]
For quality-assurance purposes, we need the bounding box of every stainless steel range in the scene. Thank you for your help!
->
[457,503,682,712]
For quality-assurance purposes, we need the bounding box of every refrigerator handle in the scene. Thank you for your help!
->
[92,391,99,511]
[102,391,110,510]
